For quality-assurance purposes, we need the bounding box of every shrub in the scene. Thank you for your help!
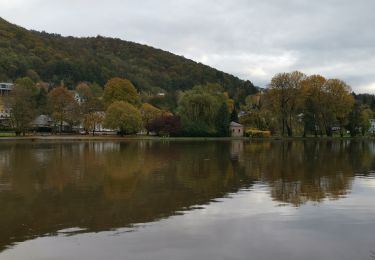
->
[245,129,271,138]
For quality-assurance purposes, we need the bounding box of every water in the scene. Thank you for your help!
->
[0,140,374,260]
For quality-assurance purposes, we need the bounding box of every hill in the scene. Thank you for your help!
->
[0,17,256,101]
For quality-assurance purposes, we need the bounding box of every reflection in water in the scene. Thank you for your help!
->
[0,140,374,259]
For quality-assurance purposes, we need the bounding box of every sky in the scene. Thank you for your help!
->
[0,0,374,93]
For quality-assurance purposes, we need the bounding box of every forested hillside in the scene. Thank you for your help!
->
[0,17,256,100]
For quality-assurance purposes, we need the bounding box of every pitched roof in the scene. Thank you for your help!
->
[230,121,243,127]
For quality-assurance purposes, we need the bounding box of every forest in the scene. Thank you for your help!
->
[0,17,256,101]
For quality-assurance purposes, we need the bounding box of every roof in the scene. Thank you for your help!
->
[0,83,13,90]
[230,121,243,127]
[32,115,53,126]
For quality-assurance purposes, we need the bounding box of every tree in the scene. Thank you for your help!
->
[178,83,230,136]
[104,101,142,136]
[76,82,104,130]
[36,87,48,114]
[324,79,355,137]
[140,103,162,135]
[301,75,327,136]
[147,115,181,136]
[230,109,239,123]
[83,112,104,136]
[215,102,230,137]
[347,102,362,137]
[267,71,306,136]
[359,106,373,136]
[47,86,78,133]
[103,78,140,107]
[7,80,37,136]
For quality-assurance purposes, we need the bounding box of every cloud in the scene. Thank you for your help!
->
[0,0,374,93]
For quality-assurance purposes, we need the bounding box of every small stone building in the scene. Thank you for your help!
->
[230,122,244,137]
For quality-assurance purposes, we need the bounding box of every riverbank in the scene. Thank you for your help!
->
[0,134,375,142]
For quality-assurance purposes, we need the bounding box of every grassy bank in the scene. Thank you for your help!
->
[0,134,375,143]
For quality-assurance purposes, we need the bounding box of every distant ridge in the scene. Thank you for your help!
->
[0,17,256,99]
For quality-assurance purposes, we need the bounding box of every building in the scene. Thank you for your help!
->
[370,119,375,134]
[0,83,13,121]
[0,83,13,96]
[230,122,244,137]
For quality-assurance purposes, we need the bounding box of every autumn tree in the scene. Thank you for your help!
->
[140,103,162,135]
[82,112,104,136]
[266,71,306,136]
[324,79,355,137]
[47,86,78,133]
[103,78,140,107]
[104,101,142,136]
[301,75,327,136]
[76,82,104,133]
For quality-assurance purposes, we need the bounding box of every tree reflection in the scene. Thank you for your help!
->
[0,140,374,251]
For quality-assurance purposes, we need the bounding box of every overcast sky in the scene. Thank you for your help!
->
[0,0,374,93]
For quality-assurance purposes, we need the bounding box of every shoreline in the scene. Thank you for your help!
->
[0,135,375,142]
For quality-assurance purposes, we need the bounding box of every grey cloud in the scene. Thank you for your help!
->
[0,0,374,93]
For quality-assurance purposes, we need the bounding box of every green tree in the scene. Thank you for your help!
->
[359,106,373,136]
[215,102,230,137]
[103,78,140,107]
[104,101,142,136]
[178,84,229,136]
[7,80,37,136]
[36,87,48,114]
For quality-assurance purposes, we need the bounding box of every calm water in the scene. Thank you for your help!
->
[0,140,374,260]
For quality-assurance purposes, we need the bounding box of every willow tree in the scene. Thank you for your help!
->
[104,101,142,136]
[177,84,230,136]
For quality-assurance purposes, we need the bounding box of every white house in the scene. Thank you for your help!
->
[0,83,13,96]
[370,119,375,134]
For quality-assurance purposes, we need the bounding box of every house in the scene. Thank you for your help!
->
[230,122,244,137]
[0,99,11,119]
[0,83,13,96]
[32,115,54,132]
[32,115,71,132]
[370,119,375,134]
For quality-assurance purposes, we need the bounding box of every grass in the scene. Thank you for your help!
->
[0,132,16,137]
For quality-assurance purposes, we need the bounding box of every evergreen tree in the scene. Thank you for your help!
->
[215,102,230,137]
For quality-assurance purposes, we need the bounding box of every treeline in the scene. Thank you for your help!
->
[240,71,375,137]
[0,17,256,100]
[4,71,375,137]
[5,77,237,137]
